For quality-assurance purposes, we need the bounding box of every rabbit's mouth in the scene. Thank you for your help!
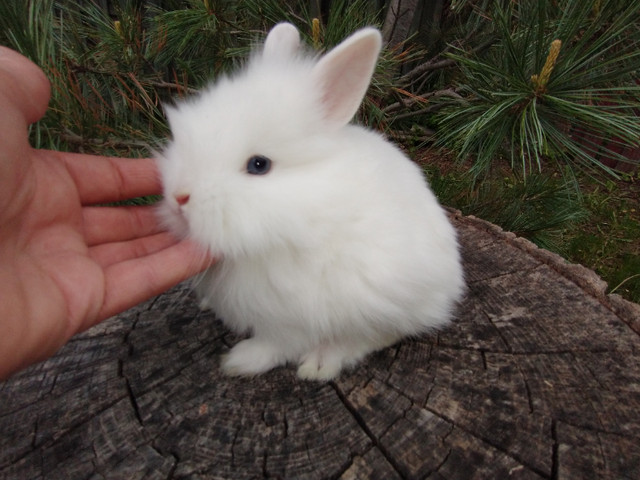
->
[158,198,190,239]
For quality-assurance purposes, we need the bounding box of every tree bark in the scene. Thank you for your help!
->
[1,212,639,479]
[382,0,420,46]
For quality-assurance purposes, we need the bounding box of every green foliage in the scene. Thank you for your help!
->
[435,0,640,180]
[149,0,253,83]
[0,0,161,152]
[426,165,589,253]
[427,158,640,303]
[0,0,411,153]
[564,177,640,303]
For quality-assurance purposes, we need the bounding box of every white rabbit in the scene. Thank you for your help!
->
[157,22,465,381]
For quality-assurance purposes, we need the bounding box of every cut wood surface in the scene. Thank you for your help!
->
[1,212,639,479]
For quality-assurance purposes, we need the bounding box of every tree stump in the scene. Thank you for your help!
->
[1,212,639,479]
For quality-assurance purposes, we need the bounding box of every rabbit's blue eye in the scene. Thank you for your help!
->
[246,155,272,175]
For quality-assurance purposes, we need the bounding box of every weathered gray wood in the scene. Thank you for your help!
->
[1,212,639,479]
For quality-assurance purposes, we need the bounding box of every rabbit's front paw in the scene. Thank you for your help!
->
[296,347,343,381]
[221,338,283,377]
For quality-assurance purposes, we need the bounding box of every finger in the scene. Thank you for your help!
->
[83,205,163,246]
[57,152,162,205]
[95,240,214,323]
[89,232,179,268]
[0,46,50,124]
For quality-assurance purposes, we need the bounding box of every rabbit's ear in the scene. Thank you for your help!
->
[312,28,382,128]
[263,23,301,60]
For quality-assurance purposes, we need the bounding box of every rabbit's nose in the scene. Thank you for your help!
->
[175,193,190,206]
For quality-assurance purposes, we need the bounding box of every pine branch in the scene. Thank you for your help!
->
[399,37,496,86]
[61,129,153,150]
[383,87,463,114]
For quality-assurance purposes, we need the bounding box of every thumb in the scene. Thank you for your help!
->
[0,46,51,124]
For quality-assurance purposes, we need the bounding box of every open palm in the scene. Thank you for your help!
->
[0,47,211,379]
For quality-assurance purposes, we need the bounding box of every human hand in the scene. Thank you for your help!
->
[0,47,213,379]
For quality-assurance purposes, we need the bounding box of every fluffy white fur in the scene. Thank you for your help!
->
[157,23,465,380]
